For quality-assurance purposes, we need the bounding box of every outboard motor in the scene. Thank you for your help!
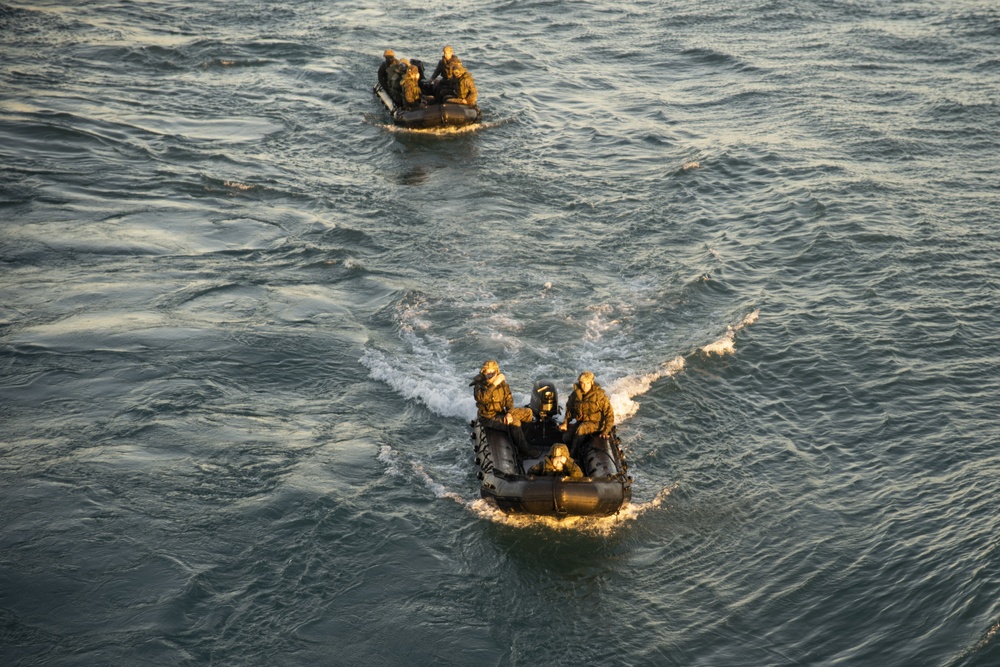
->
[529,380,559,420]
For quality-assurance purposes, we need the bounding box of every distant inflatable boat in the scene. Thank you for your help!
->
[472,381,632,517]
[373,82,481,130]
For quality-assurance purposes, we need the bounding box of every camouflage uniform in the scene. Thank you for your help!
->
[529,444,584,478]
[562,380,614,451]
[400,68,422,110]
[431,54,457,80]
[473,375,533,429]
[472,361,534,456]
[449,68,477,106]
[377,52,397,89]
[385,60,410,105]
[432,57,464,100]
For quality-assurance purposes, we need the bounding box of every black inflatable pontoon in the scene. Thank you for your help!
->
[472,380,632,517]
[373,82,481,129]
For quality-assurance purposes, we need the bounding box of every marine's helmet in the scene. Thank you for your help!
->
[480,360,500,377]
[530,380,559,419]
[383,49,395,58]
[549,444,571,463]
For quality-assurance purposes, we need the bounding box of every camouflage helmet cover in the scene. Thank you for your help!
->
[550,444,571,460]
[480,359,499,375]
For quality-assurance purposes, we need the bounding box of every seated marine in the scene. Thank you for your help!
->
[385,58,411,105]
[442,60,477,106]
[560,371,614,455]
[471,359,534,455]
[529,443,584,478]
[400,64,423,110]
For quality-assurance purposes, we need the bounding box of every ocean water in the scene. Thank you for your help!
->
[2,0,999,665]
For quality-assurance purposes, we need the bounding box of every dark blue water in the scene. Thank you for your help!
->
[2,1,999,665]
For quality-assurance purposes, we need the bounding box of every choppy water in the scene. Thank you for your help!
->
[2,1,999,665]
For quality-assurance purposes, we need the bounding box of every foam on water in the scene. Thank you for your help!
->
[375,120,492,136]
[609,355,686,423]
[699,309,760,357]
[608,309,760,422]
[379,444,469,505]
[363,308,759,425]
[361,347,476,421]
[464,485,675,536]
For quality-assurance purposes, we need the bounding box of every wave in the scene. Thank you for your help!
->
[362,307,761,425]
[361,347,476,421]
[608,309,760,422]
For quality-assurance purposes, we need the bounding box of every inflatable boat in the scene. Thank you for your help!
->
[373,82,481,129]
[472,381,632,517]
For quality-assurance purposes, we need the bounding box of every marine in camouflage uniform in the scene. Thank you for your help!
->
[471,360,534,455]
[431,45,457,81]
[444,63,477,106]
[431,51,466,102]
[560,371,614,454]
[385,59,410,106]
[377,49,398,89]
[400,65,422,110]
[529,443,584,478]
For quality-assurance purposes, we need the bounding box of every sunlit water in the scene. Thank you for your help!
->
[2,1,999,665]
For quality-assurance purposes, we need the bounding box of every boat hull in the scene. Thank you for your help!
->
[472,417,632,517]
[373,83,481,129]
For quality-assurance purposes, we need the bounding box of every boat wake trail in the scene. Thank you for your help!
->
[369,308,758,529]
[378,445,469,504]
[362,347,475,420]
[362,306,760,425]
[608,309,760,423]
[700,309,760,357]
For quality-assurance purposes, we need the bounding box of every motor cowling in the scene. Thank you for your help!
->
[529,380,559,419]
